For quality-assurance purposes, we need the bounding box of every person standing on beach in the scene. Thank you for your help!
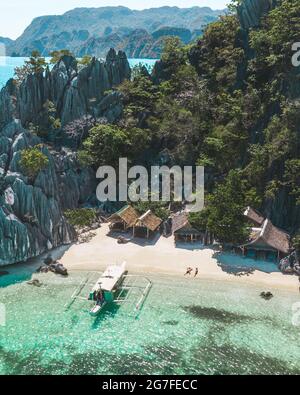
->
[194,268,199,277]
[184,267,193,276]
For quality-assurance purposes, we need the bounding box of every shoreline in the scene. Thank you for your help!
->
[58,224,299,294]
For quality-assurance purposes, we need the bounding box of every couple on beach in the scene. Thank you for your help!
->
[184,267,198,277]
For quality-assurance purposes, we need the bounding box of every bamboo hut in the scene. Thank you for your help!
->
[108,205,139,232]
[133,210,162,239]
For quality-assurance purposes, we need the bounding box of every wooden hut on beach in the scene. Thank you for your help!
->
[108,205,139,232]
[241,219,291,260]
[172,212,205,243]
[133,210,162,239]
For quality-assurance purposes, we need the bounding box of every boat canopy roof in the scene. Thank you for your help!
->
[93,263,126,292]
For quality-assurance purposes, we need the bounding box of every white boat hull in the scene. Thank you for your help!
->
[90,303,107,316]
[89,262,126,316]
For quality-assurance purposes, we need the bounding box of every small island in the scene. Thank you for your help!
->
[0,0,299,377]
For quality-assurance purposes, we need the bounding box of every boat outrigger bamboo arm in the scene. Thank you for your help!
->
[135,278,152,317]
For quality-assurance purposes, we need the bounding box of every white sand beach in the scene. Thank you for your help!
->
[59,223,300,292]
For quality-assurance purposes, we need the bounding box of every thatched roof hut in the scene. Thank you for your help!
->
[172,212,204,243]
[242,219,291,258]
[108,205,139,230]
[171,212,189,234]
[133,210,162,238]
[135,210,162,232]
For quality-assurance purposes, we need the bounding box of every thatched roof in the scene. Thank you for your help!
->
[244,206,265,227]
[171,212,189,234]
[244,219,290,254]
[171,212,202,236]
[108,205,139,227]
[136,210,162,232]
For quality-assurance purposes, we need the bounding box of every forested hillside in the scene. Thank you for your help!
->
[104,0,299,243]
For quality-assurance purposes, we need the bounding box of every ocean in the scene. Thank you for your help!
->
[0,261,299,375]
[0,57,157,88]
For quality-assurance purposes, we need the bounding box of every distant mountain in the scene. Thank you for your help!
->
[0,37,13,51]
[6,6,225,58]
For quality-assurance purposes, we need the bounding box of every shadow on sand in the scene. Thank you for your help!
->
[130,233,161,247]
[107,230,161,247]
[0,245,71,288]
[175,241,218,252]
[214,251,280,277]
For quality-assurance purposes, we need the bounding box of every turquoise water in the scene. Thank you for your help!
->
[0,57,157,88]
[0,263,299,375]
[0,57,27,87]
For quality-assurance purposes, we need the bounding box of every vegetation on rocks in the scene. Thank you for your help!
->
[19,146,49,180]
[64,208,97,228]
[14,51,47,84]
[78,123,150,168]
[50,49,74,64]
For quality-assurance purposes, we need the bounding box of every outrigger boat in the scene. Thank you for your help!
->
[88,262,127,316]
[66,262,152,318]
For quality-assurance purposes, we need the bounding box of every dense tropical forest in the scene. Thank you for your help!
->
[1,0,300,260]
[89,0,299,247]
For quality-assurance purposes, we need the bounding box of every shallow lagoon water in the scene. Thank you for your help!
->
[0,266,299,375]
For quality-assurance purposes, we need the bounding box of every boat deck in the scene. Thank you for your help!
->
[66,270,152,318]
[92,263,126,293]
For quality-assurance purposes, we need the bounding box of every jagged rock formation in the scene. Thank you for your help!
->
[0,49,130,266]
[238,0,278,29]
[17,49,130,128]
[0,120,97,266]
[279,251,300,275]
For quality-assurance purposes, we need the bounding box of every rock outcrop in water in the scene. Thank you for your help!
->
[0,49,130,266]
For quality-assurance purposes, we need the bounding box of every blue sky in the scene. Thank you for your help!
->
[0,0,228,39]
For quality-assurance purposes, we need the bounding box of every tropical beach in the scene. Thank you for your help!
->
[60,223,299,292]
[0,0,300,377]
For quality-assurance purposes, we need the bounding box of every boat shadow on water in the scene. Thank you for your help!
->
[91,303,121,330]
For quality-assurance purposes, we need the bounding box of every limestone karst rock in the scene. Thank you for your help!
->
[15,50,130,128]
[0,49,130,265]
[0,120,96,266]
[237,0,278,29]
